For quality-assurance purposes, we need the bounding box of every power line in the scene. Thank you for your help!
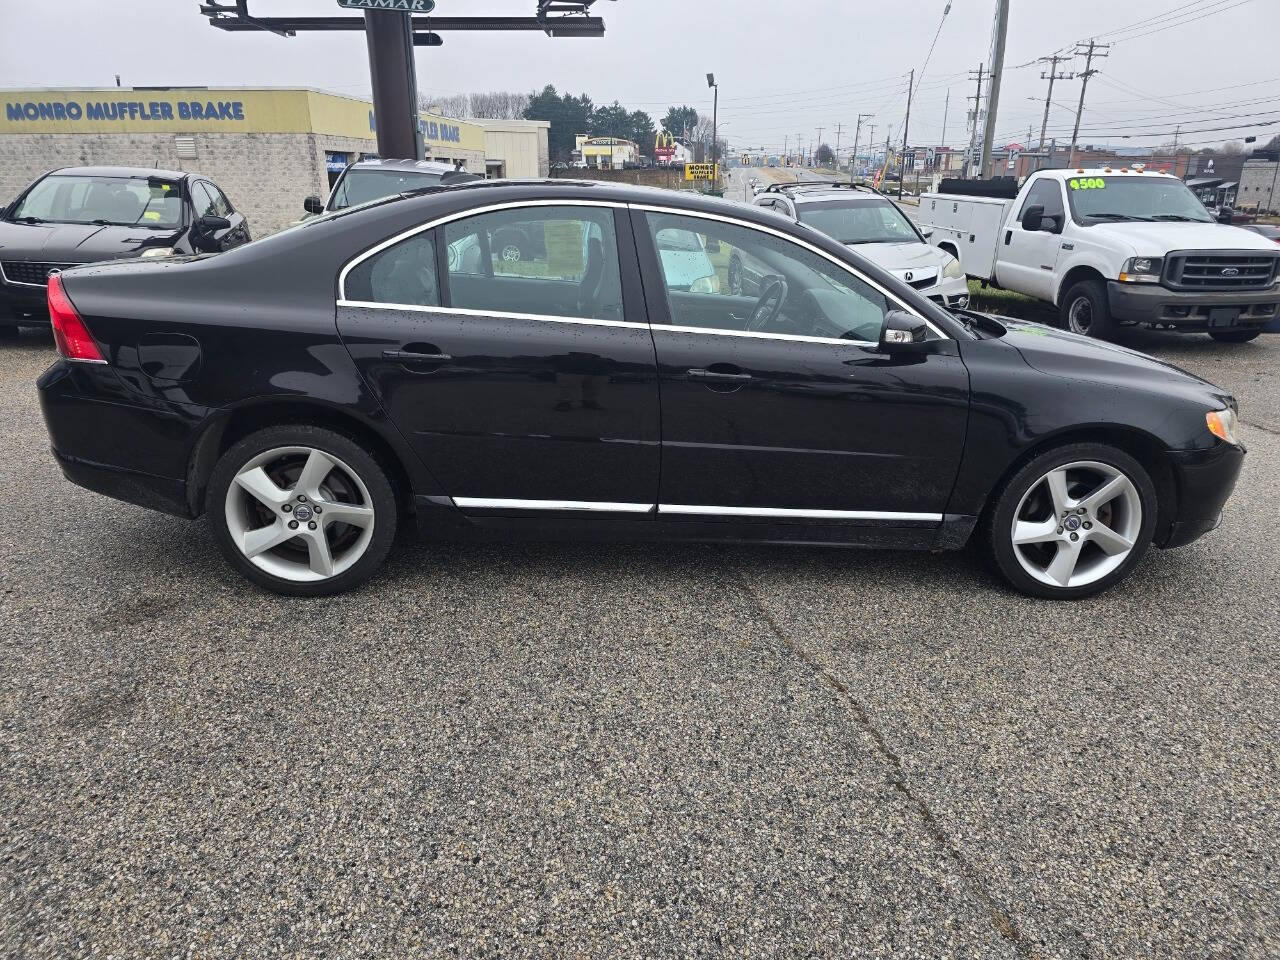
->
[1067,39,1111,167]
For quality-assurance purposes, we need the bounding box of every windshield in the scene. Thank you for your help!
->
[797,198,920,244]
[329,169,447,210]
[9,175,183,228]
[1066,175,1212,223]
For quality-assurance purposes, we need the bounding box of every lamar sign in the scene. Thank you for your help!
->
[336,0,437,10]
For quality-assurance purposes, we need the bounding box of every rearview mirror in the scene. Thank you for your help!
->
[303,195,324,215]
[879,309,928,350]
[1021,204,1044,232]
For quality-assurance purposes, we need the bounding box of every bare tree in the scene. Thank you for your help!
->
[421,93,470,118]
[1221,140,1246,155]
[469,91,531,120]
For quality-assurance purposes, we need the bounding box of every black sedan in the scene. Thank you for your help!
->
[1,166,249,332]
[37,180,1244,599]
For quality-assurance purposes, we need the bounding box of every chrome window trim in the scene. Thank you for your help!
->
[337,198,627,300]
[660,324,875,348]
[453,497,655,514]
[336,299,648,331]
[627,202,948,339]
[658,504,942,522]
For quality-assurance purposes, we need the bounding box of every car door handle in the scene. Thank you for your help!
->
[687,367,752,381]
[384,349,451,362]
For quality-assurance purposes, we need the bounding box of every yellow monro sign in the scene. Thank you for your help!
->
[684,163,719,181]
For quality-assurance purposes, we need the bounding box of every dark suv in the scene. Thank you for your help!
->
[0,166,249,332]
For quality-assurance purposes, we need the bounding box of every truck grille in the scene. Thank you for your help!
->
[1164,252,1279,291]
[1,261,75,286]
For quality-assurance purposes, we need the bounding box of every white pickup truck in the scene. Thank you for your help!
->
[919,167,1280,342]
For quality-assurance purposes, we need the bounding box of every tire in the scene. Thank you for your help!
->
[207,424,398,596]
[984,442,1158,600]
[1209,329,1261,343]
[1059,278,1118,340]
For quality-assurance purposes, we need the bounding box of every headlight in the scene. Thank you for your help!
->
[689,275,719,294]
[1118,256,1162,283]
[138,247,176,259]
[1205,408,1240,445]
[942,256,965,279]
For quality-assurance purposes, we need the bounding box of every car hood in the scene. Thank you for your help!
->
[0,220,181,262]
[1094,221,1280,257]
[990,315,1230,402]
[846,240,952,277]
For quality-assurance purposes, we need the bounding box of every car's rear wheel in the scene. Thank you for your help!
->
[1060,278,1117,340]
[208,425,398,596]
[1209,329,1261,343]
[986,443,1157,599]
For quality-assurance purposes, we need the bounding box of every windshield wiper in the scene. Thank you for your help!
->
[12,215,45,224]
[1084,212,1152,222]
[1150,214,1206,222]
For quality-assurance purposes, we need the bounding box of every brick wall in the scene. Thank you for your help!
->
[0,131,378,236]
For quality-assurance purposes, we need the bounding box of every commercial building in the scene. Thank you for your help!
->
[1238,152,1279,214]
[573,135,640,169]
[1,87,549,235]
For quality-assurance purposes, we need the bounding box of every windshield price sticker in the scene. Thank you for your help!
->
[1069,177,1107,190]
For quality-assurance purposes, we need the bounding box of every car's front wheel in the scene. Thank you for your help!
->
[986,443,1157,599]
[207,424,398,596]
[1059,278,1117,340]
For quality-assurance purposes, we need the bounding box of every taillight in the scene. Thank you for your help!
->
[47,273,105,363]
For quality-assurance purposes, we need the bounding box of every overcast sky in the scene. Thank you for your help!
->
[3,0,1277,154]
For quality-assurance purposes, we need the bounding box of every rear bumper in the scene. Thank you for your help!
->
[1158,442,1245,549]
[1107,280,1279,332]
[51,448,191,517]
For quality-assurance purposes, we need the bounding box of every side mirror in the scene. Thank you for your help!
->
[921,227,935,239]
[1021,204,1044,232]
[1039,214,1061,234]
[197,214,231,233]
[193,214,231,252]
[304,195,324,215]
[879,309,928,350]
[1217,207,1234,224]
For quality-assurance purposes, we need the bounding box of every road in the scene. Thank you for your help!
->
[2,324,1278,958]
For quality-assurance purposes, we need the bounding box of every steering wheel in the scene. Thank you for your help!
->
[747,277,789,332]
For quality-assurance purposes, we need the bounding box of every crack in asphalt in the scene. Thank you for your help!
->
[1244,418,1279,437]
[732,568,1045,960]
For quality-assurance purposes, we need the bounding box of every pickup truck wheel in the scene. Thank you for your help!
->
[1209,329,1261,343]
[1060,278,1117,340]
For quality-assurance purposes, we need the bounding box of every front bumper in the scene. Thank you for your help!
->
[0,278,50,324]
[1158,441,1245,549]
[924,275,971,310]
[1107,280,1279,332]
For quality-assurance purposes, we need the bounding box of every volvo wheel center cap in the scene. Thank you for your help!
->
[1064,515,1081,531]
[294,504,313,522]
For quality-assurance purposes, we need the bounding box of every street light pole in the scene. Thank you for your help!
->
[707,73,718,188]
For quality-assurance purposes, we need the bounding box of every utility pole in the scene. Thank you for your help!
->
[941,89,950,148]
[797,131,803,167]
[834,123,843,173]
[707,73,718,185]
[966,63,984,177]
[1068,39,1110,167]
[850,113,872,183]
[979,0,1010,179]
[1038,53,1074,159]
[899,68,913,200]
[783,134,788,164]
[816,126,824,167]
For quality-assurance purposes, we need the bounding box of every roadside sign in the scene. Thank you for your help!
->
[684,163,718,181]
[337,0,436,11]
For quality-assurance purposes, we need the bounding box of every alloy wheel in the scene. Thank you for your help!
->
[1068,295,1093,335]
[224,445,376,582]
[501,244,523,263]
[1010,460,1142,589]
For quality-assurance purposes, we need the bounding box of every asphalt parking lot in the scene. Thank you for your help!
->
[1,326,1278,958]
